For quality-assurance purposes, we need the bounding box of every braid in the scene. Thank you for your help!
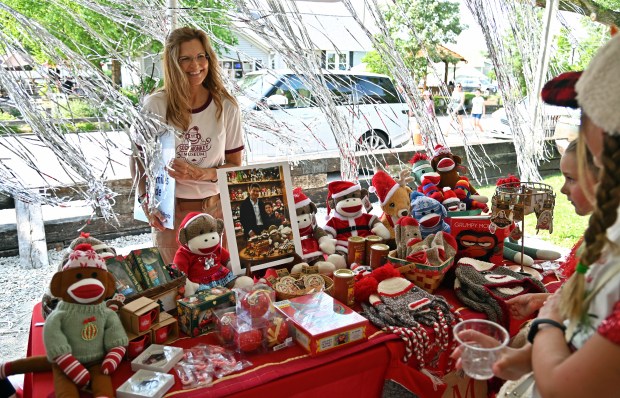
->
[561,134,620,324]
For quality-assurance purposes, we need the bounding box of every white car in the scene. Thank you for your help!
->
[490,98,577,136]
[238,69,411,162]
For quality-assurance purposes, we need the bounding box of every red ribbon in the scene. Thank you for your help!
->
[83,316,96,324]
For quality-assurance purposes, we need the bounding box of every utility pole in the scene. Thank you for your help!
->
[167,0,178,32]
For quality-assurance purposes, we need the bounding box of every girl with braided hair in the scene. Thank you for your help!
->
[452,33,620,398]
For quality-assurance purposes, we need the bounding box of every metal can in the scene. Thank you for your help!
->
[365,235,383,261]
[333,269,355,306]
[369,243,390,269]
[347,236,366,266]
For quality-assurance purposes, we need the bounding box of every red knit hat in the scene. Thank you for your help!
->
[541,71,582,109]
[327,180,360,214]
[293,187,311,209]
[432,144,451,158]
[370,170,399,206]
[396,216,419,227]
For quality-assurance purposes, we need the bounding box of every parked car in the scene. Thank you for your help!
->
[238,69,410,162]
[490,97,577,136]
[454,76,498,94]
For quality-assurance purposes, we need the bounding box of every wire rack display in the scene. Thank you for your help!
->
[491,181,556,271]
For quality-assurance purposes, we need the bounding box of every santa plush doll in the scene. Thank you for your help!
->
[324,180,390,255]
[293,187,335,261]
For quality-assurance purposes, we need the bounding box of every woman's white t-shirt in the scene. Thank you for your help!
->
[142,92,244,199]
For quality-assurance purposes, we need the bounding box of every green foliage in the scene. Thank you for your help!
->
[476,173,587,249]
[59,99,99,118]
[365,0,465,80]
[0,111,16,121]
[361,51,392,77]
[551,18,608,73]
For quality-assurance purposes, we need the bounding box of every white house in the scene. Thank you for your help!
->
[220,1,376,79]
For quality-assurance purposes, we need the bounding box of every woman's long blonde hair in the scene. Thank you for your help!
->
[162,27,237,131]
[560,116,620,326]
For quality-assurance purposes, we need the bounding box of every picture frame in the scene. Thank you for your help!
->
[217,162,301,275]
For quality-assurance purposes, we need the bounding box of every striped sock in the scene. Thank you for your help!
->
[101,346,126,375]
[54,353,90,387]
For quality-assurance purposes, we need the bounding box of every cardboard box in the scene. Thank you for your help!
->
[151,288,181,314]
[130,344,184,373]
[176,287,236,337]
[116,369,174,398]
[274,292,369,356]
[120,297,160,335]
[151,312,179,345]
[126,248,171,289]
[449,215,510,265]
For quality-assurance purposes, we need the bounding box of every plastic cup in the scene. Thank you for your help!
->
[453,319,509,380]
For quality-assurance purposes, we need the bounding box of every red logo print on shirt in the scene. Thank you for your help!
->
[178,126,212,166]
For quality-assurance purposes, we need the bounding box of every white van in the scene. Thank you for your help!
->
[237,69,410,162]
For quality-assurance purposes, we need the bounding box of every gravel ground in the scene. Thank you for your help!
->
[0,233,152,363]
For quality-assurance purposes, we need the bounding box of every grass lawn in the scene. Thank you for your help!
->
[475,173,587,250]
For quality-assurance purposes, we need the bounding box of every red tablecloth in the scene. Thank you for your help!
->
[23,269,563,398]
[25,302,405,398]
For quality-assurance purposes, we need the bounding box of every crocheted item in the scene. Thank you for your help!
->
[454,258,547,326]
[362,277,460,368]
[576,34,620,136]
[405,232,457,266]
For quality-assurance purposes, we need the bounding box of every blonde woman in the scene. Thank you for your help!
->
[132,27,243,264]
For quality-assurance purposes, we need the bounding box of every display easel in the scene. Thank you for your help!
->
[491,181,556,273]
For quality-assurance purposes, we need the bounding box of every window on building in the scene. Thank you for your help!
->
[325,51,348,71]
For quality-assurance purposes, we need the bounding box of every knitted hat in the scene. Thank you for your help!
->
[433,145,451,158]
[370,170,399,206]
[293,187,311,209]
[576,33,620,135]
[327,180,360,214]
[454,257,546,326]
[442,188,460,211]
[62,243,108,271]
[541,71,581,109]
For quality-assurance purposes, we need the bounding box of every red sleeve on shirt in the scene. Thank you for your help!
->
[598,301,620,345]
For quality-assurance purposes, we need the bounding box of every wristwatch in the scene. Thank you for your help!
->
[527,318,566,344]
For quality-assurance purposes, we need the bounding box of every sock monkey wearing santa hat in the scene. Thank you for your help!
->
[323,180,391,268]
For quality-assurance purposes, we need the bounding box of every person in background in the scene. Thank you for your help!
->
[262,201,282,228]
[452,34,620,398]
[131,27,244,265]
[470,88,485,133]
[239,183,269,238]
[506,138,599,320]
[449,83,465,134]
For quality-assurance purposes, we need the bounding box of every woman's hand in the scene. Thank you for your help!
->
[537,291,562,323]
[143,203,166,231]
[506,293,550,320]
[451,330,533,381]
[167,159,215,182]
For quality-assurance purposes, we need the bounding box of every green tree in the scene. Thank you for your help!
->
[363,0,465,81]
[551,17,608,73]
[0,0,237,84]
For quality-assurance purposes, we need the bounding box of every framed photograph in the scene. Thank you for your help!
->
[223,61,232,69]
[217,162,301,275]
